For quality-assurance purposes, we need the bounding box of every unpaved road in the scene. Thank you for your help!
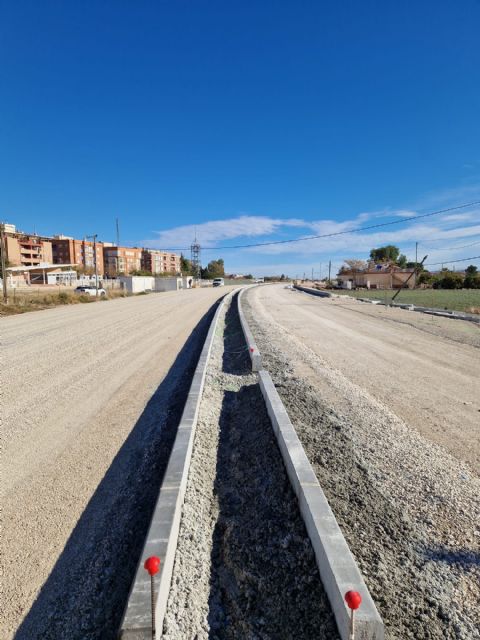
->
[249,285,480,471]
[243,285,480,639]
[0,287,234,640]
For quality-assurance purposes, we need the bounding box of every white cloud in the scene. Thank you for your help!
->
[146,215,308,249]
[141,183,480,275]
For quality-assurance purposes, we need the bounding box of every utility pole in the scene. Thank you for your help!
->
[414,242,418,288]
[311,267,314,282]
[319,262,322,281]
[116,218,120,247]
[87,234,99,297]
[328,260,332,282]
[0,223,8,303]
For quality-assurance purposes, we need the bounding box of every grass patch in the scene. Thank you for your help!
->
[334,288,480,313]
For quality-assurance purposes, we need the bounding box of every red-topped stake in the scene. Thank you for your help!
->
[345,591,362,640]
[144,556,161,638]
[249,347,254,353]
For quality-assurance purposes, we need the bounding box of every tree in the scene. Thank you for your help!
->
[397,254,407,268]
[369,245,400,263]
[464,265,480,288]
[417,270,434,285]
[180,254,192,274]
[433,271,464,290]
[201,259,225,279]
[341,259,367,272]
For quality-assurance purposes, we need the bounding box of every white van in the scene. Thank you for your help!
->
[212,278,224,287]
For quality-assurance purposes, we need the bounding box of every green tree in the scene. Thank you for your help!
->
[397,254,407,268]
[201,259,225,279]
[417,270,433,285]
[180,254,192,274]
[464,265,480,288]
[433,271,464,290]
[369,245,400,263]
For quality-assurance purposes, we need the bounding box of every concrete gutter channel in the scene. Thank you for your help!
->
[293,283,480,323]
[119,285,384,639]
[119,291,236,639]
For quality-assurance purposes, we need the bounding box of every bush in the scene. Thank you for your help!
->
[58,292,70,303]
[433,271,464,290]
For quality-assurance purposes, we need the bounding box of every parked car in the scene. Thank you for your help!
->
[212,278,224,287]
[74,286,106,297]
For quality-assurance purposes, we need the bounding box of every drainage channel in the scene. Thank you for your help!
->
[161,293,339,639]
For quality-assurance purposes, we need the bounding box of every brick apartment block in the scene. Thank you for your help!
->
[141,248,181,274]
[51,236,105,274]
[103,246,142,276]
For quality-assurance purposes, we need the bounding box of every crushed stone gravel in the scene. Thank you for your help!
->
[163,293,339,639]
[242,285,480,640]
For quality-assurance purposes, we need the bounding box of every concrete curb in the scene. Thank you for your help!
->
[119,292,233,639]
[238,286,262,371]
[293,283,332,298]
[258,370,384,640]
[295,284,480,324]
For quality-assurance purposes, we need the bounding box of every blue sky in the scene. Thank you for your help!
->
[1,0,480,275]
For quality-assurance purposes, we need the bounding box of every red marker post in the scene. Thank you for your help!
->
[249,347,254,353]
[144,556,161,639]
[344,590,362,640]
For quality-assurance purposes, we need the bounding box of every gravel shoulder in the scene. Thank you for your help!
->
[0,287,235,639]
[163,294,339,639]
[243,284,480,640]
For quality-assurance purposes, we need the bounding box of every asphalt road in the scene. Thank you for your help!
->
[1,287,233,639]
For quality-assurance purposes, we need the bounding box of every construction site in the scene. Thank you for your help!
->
[1,282,478,640]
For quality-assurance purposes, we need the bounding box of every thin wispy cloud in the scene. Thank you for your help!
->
[143,184,480,275]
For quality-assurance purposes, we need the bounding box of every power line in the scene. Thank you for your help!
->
[165,200,480,251]
[425,255,480,267]
[425,239,480,252]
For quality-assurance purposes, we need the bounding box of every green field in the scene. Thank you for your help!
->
[334,288,480,313]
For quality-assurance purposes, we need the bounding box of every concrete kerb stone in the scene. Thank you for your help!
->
[237,286,262,371]
[293,284,332,298]
[258,370,384,640]
[295,285,480,324]
[119,290,237,639]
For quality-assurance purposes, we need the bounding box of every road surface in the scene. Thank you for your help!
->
[247,285,480,470]
[1,287,233,639]
[242,284,480,638]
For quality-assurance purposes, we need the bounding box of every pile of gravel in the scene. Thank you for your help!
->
[163,295,339,639]
[242,290,480,640]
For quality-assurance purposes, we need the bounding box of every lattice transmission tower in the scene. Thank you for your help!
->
[190,235,201,279]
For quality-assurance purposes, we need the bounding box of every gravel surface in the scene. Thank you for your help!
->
[0,287,235,639]
[243,284,480,640]
[163,294,339,639]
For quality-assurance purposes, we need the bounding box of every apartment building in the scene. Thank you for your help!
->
[141,249,181,275]
[3,228,53,267]
[51,236,105,274]
[103,246,142,276]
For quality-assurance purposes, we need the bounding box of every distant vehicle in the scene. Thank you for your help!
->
[74,285,106,297]
[254,278,264,283]
[212,278,224,287]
